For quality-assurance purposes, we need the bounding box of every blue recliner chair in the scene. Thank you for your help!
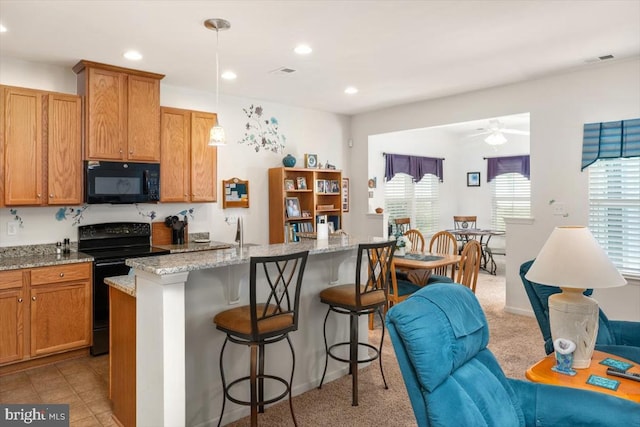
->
[520,260,640,364]
[386,284,640,427]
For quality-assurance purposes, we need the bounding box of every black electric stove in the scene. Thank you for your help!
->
[78,222,169,355]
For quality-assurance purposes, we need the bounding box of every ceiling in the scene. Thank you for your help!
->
[1,1,639,116]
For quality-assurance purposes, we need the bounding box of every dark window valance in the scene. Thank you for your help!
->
[582,118,640,170]
[486,155,530,182]
[384,153,443,183]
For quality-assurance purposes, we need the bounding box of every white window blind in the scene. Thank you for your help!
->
[491,173,531,231]
[384,173,439,235]
[588,157,640,277]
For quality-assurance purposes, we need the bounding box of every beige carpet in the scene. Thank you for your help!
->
[227,259,544,426]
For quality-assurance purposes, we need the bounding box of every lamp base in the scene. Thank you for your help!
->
[548,288,599,369]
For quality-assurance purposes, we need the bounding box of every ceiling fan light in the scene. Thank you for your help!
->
[485,132,507,145]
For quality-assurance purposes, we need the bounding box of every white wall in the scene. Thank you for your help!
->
[0,57,351,247]
[350,58,640,321]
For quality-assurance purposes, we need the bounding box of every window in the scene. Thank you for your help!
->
[588,157,640,277]
[384,173,439,235]
[491,173,531,231]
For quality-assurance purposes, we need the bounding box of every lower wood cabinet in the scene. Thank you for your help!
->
[0,262,92,367]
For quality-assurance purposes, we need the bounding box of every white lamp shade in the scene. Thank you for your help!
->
[208,124,226,146]
[525,226,626,289]
[484,131,507,145]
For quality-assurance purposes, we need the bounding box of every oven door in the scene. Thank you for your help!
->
[92,258,130,356]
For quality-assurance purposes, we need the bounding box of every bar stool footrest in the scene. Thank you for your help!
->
[327,341,380,365]
[225,374,290,407]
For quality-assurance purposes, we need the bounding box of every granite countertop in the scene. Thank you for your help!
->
[0,251,94,271]
[154,240,233,254]
[104,275,136,297]
[127,235,378,276]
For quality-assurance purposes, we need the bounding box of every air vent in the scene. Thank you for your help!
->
[585,54,615,64]
[598,54,614,61]
[270,67,297,75]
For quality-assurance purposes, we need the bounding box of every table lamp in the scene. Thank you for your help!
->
[525,226,627,368]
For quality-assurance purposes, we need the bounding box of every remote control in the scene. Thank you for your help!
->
[606,367,640,382]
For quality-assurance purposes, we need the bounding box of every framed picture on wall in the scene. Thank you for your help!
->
[467,172,480,187]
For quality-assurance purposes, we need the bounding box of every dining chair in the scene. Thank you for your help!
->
[213,251,309,427]
[455,239,482,292]
[427,230,458,283]
[318,240,396,406]
[453,215,477,251]
[394,217,411,235]
[388,261,422,311]
[403,229,425,252]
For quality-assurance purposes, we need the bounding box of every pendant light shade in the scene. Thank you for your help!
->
[204,18,230,147]
[485,131,507,145]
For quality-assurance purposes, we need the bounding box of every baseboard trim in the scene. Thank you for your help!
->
[0,348,90,376]
[504,305,535,317]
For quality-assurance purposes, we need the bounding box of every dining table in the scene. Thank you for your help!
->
[393,251,461,282]
[447,229,504,275]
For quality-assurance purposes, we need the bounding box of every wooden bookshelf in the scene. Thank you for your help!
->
[268,167,342,244]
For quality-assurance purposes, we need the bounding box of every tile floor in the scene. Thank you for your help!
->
[0,355,114,427]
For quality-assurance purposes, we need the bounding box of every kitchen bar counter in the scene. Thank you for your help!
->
[104,274,135,297]
[126,235,377,426]
[153,240,232,254]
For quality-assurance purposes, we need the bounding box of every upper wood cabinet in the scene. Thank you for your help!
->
[1,85,82,207]
[160,107,218,203]
[73,60,164,162]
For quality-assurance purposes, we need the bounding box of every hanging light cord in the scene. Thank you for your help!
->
[215,28,220,115]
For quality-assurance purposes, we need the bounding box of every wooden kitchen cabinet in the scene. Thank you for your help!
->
[0,262,92,370]
[29,263,92,357]
[1,86,44,205]
[0,270,26,365]
[160,107,218,202]
[73,60,164,162]
[0,85,82,207]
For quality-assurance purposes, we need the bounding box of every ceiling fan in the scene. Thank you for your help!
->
[469,119,530,145]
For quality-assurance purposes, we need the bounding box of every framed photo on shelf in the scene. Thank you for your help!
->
[467,172,481,187]
[296,176,307,190]
[302,210,311,218]
[316,179,326,193]
[285,197,301,218]
[330,180,340,193]
[342,178,349,212]
[284,179,295,191]
[305,154,318,168]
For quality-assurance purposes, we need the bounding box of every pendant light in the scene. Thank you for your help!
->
[204,18,230,146]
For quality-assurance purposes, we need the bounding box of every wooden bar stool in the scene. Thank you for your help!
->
[213,251,309,427]
[317,240,396,406]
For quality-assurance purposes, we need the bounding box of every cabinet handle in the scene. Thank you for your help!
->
[119,149,123,154]
[32,296,36,301]
[129,150,134,154]
[37,194,41,198]
[50,193,54,198]
[18,298,23,303]
[59,272,64,278]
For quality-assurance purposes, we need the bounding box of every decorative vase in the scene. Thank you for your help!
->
[397,247,406,256]
[282,154,296,167]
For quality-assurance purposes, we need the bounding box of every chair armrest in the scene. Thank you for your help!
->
[608,320,640,346]
[509,379,640,426]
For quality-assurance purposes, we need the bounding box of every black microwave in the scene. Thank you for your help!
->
[85,161,160,204]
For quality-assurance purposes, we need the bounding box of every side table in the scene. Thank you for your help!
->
[526,350,640,403]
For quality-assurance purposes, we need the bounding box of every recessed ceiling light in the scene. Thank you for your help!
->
[123,50,143,61]
[344,86,358,95]
[294,44,312,55]
[221,71,237,80]
[0,24,7,33]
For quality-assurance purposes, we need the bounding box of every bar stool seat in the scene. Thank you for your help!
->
[318,240,396,407]
[214,251,309,427]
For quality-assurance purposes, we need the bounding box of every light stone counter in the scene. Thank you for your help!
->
[153,240,232,254]
[104,274,135,297]
[126,235,382,427]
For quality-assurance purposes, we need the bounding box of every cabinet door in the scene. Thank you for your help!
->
[86,68,126,160]
[0,268,25,364]
[3,87,44,205]
[127,75,160,162]
[47,93,82,205]
[160,108,191,202]
[190,112,217,202]
[30,281,91,357]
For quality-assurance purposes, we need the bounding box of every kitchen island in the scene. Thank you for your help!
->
[125,236,376,427]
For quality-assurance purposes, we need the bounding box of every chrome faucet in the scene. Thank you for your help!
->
[235,217,244,249]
